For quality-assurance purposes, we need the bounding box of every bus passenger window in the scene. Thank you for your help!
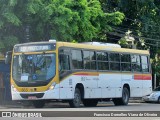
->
[131,55,141,72]
[71,50,83,69]
[121,54,131,71]
[83,51,96,70]
[59,54,70,71]
[97,52,109,70]
[141,56,149,72]
[109,53,120,71]
[110,63,120,71]
[109,53,120,62]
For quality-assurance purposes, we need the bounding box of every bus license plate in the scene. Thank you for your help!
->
[28,96,37,100]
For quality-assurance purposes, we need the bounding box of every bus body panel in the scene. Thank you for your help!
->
[99,73,121,98]
[11,72,152,100]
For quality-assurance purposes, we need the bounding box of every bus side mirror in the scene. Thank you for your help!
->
[5,51,12,64]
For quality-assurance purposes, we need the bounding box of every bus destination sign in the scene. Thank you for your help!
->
[14,44,56,52]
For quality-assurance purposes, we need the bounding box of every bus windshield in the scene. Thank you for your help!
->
[12,53,56,83]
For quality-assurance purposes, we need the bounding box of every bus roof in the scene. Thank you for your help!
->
[14,41,149,55]
[81,42,121,48]
[57,42,149,55]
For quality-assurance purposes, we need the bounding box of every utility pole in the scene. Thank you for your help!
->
[25,13,30,42]
[25,25,30,42]
[154,42,158,89]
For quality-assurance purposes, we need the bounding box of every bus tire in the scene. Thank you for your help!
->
[121,87,129,105]
[113,87,129,106]
[69,88,81,108]
[83,99,98,107]
[32,100,45,108]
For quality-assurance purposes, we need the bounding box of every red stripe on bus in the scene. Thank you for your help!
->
[134,75,143,80]
[134,74,151,80]
[73,72,99,76]
[74,73,90,76]
[143,75,152,80]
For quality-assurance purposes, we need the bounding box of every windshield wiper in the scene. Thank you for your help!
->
[36,52,46,67]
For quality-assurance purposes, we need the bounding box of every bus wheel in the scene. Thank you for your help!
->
[32,100,45,108]
[121,87,129,105]
[113,87,129,106]
[83,99,98,107]
[69,88,81,108]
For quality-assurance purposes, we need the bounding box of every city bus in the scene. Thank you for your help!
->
[7,40,152,108]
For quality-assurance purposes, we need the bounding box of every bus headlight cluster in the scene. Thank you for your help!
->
[48,82,56,90]
[11,85,18,92]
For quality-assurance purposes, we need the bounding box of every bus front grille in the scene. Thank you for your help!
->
[20,93,44,99]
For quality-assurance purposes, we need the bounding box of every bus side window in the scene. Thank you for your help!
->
[71,50,83,69]
[59,54,70,72]
[97,52,109,70]
[83,50,96,70]
[121,54,131,71]
[141,56,149,73]
[109,53,120,71]
[131,55,141,72]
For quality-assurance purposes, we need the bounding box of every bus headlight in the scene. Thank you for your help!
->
[48,82,56,90]
[11,85,17,92]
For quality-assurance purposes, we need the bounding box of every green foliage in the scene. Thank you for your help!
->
[105,12,125,25]
[3,36,19,47]
[0,36,18,52]
[3,12,21,26]
[99,0,160,55]
[0,0,124,52]
[9,0,17,6]
[118,38,128,48]
[0,42,5,50]
[97,11,124,41]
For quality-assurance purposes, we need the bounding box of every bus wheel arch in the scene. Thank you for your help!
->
[123,84,130,97]
[113,84,130,106]
[75,83,84,99]
[69,83,84,108]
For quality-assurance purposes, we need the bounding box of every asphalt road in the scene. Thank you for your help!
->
[0,102,160,120]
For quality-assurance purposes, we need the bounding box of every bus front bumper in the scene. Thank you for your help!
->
[11,88,59,100]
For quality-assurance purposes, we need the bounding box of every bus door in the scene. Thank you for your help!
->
[141,56,152,96]
[59,48,73,99]
[130,55,142,97]
[82,51,99,98]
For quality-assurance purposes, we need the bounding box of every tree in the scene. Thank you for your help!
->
[0,0,125,53]
[99,0,160,52]
[0,0,20,52]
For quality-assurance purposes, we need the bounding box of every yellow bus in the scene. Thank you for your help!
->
[8,40,152,108]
